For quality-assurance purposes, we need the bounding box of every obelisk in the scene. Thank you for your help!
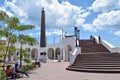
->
[40,7,46,47]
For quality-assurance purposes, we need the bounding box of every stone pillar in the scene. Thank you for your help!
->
[62,49,66,61]
[57,54,61,62]
[40,7,46,47]
[54,52,56,60]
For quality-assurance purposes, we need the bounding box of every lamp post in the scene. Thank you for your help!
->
[74,26,78,47]
[74,26,80,47]
[77,29,80,47]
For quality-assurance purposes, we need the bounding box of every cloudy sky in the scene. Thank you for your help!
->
[0,0,120,47]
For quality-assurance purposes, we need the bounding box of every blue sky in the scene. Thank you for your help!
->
[0,0,120,47]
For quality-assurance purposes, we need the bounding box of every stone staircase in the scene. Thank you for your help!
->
[80,39,110,53]
[66,39,120,73]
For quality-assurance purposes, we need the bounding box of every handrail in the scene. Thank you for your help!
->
[69,47,81,66]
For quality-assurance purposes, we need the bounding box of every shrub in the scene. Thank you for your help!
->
[0,71,6,80]
[21,63,36,72]
[24,59,31,63]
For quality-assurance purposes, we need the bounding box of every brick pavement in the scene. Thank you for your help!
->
[18,62,120,80]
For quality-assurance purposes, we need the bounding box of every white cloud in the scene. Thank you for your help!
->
[114,31,120,36]
[82,23,97,32]
[1,0,89,33]
[0,0,91,38]
[44,0,89,29]
[1,0,120,34]
[4,0,27,17]
[0,6,13,17]
[90,0,120,12]
[46,29,62,36]
[1,0,42,27]
[85,0,120,32]
[93,10,120,30]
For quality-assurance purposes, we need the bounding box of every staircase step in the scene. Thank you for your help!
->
[72,65,120,68]
[74,63,120,65]
[66,67,120,73]
[77,61,120,62]
[75,64,120,66]
[68,39,120,73]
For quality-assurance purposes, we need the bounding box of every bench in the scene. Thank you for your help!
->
[6,72,23,80]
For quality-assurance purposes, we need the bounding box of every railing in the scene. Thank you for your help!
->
[69,47,81,66]
[102,41,120,53]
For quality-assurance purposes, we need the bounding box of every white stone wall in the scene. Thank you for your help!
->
[69,47,81,66]
[12,36,77,62]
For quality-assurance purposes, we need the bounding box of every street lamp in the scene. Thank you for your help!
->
[74,26,80,47]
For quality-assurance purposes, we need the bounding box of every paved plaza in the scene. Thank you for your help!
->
[19,62,120,80]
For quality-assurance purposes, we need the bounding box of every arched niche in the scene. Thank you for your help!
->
[31,48,38,60]
[47,48,54,60]
[55,47,60,59]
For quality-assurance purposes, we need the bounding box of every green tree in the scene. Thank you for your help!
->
[0,11,18,70]
[17,35,37,67]
[0,11,36,70]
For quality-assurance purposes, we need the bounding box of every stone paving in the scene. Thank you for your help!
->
[19,62,120,80]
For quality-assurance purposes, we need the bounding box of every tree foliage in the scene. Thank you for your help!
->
[0,10,37,70]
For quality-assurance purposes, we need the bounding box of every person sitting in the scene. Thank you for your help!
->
[36,61,41,67]
[14,62,29,78]
[5,65,17,79]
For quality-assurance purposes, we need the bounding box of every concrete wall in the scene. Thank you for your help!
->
[69,47,81,66]
[11,36,79,62]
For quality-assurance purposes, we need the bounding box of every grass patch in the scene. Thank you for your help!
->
[21,63,36,72]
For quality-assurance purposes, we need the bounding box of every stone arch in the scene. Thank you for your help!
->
[55,47,60,59]
[47,48,54,60]
[31,48,38,60]
[67,45,72,61]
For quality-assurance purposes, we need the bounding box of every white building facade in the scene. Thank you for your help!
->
[13,35,81,63]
